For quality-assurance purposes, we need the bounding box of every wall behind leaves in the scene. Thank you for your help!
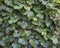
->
[0,0,60,48]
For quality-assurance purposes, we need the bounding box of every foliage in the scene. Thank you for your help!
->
[0,0,60,48]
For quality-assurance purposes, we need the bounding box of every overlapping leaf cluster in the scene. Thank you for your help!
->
[0,0,60,48]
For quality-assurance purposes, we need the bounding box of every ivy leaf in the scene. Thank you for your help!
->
[5,7,13,13]
[46,21,51,27]
[33,7,42,13]
[51,37,58,44]
[18,38,28,45]
[27,0,34,4]
[32,21,39,25]
[13,30,20,37]
[25,30,31,36]
[37,14,44,19]
[53,0,60,3]
[4,0,13,6]
[0,18,3,24]
[18,0,26,3]
[19,21,28,29]
[29,40,38,48]
[33,17,38,21]
[36,28,44,33]
[14,4,24,9]
[24,5,31,11]
[0,40,4,46]
[56,9,60,14]
[27,11,34,17]
[8,17,18,24]
[12,43,19,48]
[41,42,49,48]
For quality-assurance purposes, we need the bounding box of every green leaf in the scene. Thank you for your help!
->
[5,7,13,13]
[33,7,42,13]
[20,32,26,37]
[24,5,31,11]
[27,11,34,17]
[27,0,34,4]
[18,38,28,45]
[8,17,18,24]
[56,9,60,14]
[0,18,3,24]
[32,21,39,25]
[4,0,13,6]
[53,0,60,3]
[25,30,31,36]
[13,30,20,37]
[37,14,44,19]
[14,4,24,9]
[19,21,28,29]
[41,42,48,48]
[46,22,51,27]
[12,43,19,48]
[33,17,38,21]
[29,40,38,48]
[36,28,44,33]
[0,40,4,46]
[18,0,26,3]
[51,37,58,44]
